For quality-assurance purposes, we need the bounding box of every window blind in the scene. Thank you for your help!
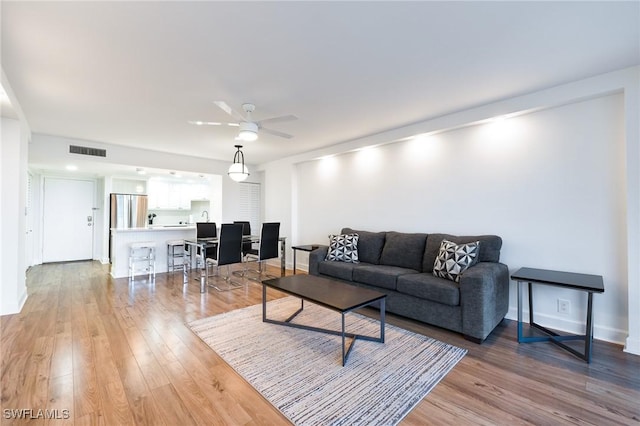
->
[238,182,261,233]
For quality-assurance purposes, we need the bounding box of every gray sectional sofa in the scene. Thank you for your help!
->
[309,227,509,342]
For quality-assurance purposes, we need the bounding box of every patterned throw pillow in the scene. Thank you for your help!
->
[325,233,359,263]
[433,239,480,282]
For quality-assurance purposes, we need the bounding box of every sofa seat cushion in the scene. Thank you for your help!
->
[353,264,418,290]
[380,231,428,271]
[397,273,460,306]
[317,260,358,281]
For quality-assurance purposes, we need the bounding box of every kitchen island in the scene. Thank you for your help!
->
[110,226,196,278]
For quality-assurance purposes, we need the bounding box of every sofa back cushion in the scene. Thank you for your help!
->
[423,233,502,272]
[380,231,428,271]
[342,228,386,264]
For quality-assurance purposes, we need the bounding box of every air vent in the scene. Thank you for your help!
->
[69,145,106,157]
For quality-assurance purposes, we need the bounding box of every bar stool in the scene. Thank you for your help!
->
[129,241,156,280]
[167,239,185,272]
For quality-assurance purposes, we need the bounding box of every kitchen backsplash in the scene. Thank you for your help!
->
[149,200,211,225]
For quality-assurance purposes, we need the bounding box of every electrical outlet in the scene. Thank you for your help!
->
[558,299,571,314]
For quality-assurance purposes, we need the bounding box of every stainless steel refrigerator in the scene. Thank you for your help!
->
[109,193,149,262]
[110,193,149,229]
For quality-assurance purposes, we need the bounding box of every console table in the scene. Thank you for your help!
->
[511,267,604,363]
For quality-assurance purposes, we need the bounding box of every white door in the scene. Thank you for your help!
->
[42,177,95,262]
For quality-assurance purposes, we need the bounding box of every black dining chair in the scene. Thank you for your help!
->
[232,221,258,278]
[233,221,257,259]
[192,222,217,265]
[245,222,280,282]
[197,222,217,238]
[205,223,244,291]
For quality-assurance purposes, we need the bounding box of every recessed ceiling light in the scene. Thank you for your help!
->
[66,165,77,171]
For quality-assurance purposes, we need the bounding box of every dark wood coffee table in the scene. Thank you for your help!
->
[261,274,386,366]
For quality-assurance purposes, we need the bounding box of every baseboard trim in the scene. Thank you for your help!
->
[624,337,640,356]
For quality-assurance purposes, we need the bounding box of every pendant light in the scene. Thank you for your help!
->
[228,145,249,182]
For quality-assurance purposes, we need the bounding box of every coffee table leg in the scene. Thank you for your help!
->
[341,313,346,367]
[517,280,524,342]
[380,298,386,343]
[585,292,594,363]
[262,284,267,321]
[280,239,286,277]
[293,249,297,275]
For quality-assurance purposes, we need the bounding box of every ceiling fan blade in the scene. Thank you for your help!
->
[261,127,293,139]
[188,120,222,126]
[257,114,298,125]
[213,101,246,122]
[188,120,238,126]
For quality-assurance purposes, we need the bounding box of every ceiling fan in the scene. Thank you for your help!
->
[189,101,297,141]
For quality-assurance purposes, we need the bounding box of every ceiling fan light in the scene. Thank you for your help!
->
[238,130,258,141]
[238,121,258,141]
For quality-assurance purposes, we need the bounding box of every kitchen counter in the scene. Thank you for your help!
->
[111,225,196,233]
[110,226,196,278]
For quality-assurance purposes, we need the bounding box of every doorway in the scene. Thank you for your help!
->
[25,172,35,268]
[42,177,95,262]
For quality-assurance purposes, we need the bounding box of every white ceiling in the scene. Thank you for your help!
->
[2,1,639,171]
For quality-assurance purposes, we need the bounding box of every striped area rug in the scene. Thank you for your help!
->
[188,297,466,425]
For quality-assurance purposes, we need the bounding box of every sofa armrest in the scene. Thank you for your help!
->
[308,246,329,276]
[459,262,510,342]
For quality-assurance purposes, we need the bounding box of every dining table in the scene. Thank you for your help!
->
[183,235,287,292]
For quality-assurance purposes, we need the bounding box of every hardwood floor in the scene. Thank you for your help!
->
[1,261,639,425]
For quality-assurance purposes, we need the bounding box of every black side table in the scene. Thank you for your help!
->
[511,267,604,363]
[291,244,327,275]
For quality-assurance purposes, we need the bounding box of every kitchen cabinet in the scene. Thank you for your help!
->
[112,178,147,194]
[148,180,191,210]
[190,183,211,201]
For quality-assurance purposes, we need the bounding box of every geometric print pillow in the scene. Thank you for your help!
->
[325,233,360,263]
[433,239,480,282]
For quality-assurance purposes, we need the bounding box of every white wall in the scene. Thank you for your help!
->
[297,93,626,342]
[1,117,29,315]
[260,66,640,354]
[262,159,295,262]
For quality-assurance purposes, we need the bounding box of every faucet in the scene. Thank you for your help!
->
[201,210,209,222]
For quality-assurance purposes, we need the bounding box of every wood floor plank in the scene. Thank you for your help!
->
[149,384,197,426]
[115,356,167,426]
[22,336,55,413]
[49,331,73,379]
[100,313,133,361]
[92,335,126,386]
[45,374,73,426]
[160,359,229,425]
[1,260,638,426]
[0,349,30,419]
[72,334,102,419]
[97,380,135,426]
